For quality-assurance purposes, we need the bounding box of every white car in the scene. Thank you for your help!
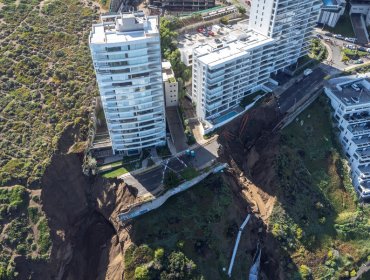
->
[345,37,356,43]
[303,68,313,76]
[351,83,360,91]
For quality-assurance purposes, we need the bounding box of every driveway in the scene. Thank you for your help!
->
[166,107,188,153]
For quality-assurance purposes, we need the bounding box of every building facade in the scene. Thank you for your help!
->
[149,0,215,11]
[89,13,166,155]
[325,76,370,199]
[192,28,274,122]
[191,0,321,132]
[162,61,179,107]
[249,0,322,72]
[317,0,345,28]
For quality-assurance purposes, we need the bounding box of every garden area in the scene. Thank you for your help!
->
[270,96,370,279]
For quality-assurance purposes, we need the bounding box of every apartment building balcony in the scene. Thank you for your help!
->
[348,122,370,136]
[352,135,370,149]
[358,165,370,181]
[344,112,370,125]
[357,180,370,199]
[355,147,370,162]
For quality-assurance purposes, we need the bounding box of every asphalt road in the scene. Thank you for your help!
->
[121,140,219,195]
[277,68,326,114]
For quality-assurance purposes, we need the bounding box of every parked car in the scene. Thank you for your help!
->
[345,44,356,50]
[324,32,332,37]
[208,31,215,36]
[184,34,192,40]
[345,37,356,43]
[351,83,360,91]
[316,34,323,39]
[356,59,364,64]
[358,46,367,52]
[303,68,313,76]
[333,34,344,39]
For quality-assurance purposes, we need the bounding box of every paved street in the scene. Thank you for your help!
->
[277,68,326,114]
[120,138,219,196]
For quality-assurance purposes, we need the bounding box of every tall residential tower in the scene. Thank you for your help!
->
[249,0,322,71]
[89,13,166,155]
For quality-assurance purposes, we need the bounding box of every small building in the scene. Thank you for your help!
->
[162,61,178,107]
[317,0,345,28]
[325,75,370,200]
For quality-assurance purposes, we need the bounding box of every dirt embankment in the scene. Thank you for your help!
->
[13,126,134,280]
[219,95,288,279]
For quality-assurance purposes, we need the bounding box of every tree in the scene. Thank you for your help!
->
[237,6,246,15]
[220,17,229,25]
[161,251,197,279]
[134,265,150,280]
[163,170,180,189]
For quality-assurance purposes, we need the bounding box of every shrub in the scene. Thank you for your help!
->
[299,264,312,279]
[134,265,150,280]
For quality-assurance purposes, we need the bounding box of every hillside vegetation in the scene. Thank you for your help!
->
[271,96,370,279]
[0,0,98,276]
[0,0,98,187]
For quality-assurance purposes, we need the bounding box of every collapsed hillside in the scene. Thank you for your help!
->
[220,95,370,279]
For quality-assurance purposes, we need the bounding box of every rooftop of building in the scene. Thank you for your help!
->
[325,75,370,107]
[162,61,175,82]
[177,21,274,67]
[90,12,158,44]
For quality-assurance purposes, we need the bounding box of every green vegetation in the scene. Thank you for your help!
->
[163,170,181,189]
[180,167,199,180]
[0,0,98,186]
[160,18,191,83]
[310,38,327,62]
[271,96,370,279]
[342,48,368,62]
[101,154,146,178]
[37,218,51,255]
[237,6,246,15]
[125,244,198,280]
[128,174,250,279]
[0,0,98,274]
[0,186,27,217]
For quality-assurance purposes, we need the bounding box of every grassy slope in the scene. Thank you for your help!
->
[127,174,251,280]
[0,0,98,186]
[271,96,370,279]
[0,0,98,276]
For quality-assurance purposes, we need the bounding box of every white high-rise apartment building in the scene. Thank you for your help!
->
[89,12,166,155]
[249,0,322,72]
[192,0,321,132]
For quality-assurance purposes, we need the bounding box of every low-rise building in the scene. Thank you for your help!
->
[318,0,345,28]
[162,61,178,107]
[325,75,370,199]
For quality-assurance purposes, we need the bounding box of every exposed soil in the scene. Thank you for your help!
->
[12,94,290,279]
